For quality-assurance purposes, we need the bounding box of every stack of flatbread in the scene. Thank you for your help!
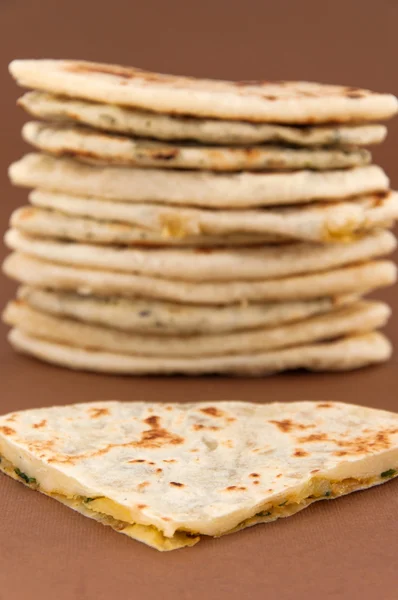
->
[3,59,398,375]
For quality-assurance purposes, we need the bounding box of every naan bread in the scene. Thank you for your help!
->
[9,60,398,123]
[4,253,395,304]
[5,229,396,281]
[9,154,389,208]
[29,189,398,244]
[4,300,388,357]
[18,286,356,336]
[6,329,393,375]
[22,121,371,172]
[18,91,389,146]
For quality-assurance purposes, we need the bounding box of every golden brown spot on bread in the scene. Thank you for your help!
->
[346,91,364,99]
[192,424,204,431]
[333,428,398,456]
[88,407,110,418]
[66,63,175,85]
[28,440,55,453]
[192,423,220,432]
[317,403,332,409]
[225,486,247,491]
[135,416,184,449]
[200,407,224,418]
[161,517,171,521]
[0,426,15,436]
[60,148,100,161]
[137,481,150,491]
[33,419,47,429]
[151,148,179,161]
[128,459,146,463]
[293,449,309,458]
[137,504,147,509]
[299,433,328,443]
[48,415,183,465]
[227,417,236,423]
[345,86,362,93]
[156,468,163,474]
[276,474,283,478]
[66,63,136,80]
[269,419,314,433]
[170,482,184,487]
[253,481,260,485]
[249,473,260,478]
[311,469,320,474]
[372,191,389,207]
[222,440,234,448]
[163,459,176,463]
[5,415,16,423]
[17,207,36,221]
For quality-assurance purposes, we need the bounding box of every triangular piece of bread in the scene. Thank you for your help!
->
[0,400,397,551]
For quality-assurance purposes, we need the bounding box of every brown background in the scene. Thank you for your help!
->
[0,1,397,598]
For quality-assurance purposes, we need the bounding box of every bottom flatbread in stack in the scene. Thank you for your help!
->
[0,400,397,551]
[7,329,391,375]
[4,295,392,375]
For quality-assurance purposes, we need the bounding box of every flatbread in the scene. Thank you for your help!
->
[1,400,397,551]
[22,121,372,172]
[9,154,389,208]
[5,229,396,282]
[9,60,398,123]
[10,207,284,247]
[29,189,398,244]
[18,91,389,146]
[18,286,357,335]
[7,329,393,375]
[4,253,396,304]
[4,300,389,358]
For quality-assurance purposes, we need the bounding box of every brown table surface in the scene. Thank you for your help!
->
[1,1,398,599]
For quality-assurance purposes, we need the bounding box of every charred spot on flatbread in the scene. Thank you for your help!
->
[269,419,315,433]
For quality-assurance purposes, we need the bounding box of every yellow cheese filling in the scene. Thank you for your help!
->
[1,454,397,551]
[0,455,198,550]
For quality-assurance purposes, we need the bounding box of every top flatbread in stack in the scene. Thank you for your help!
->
[9,60,398,122]
[3,59,398,375]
